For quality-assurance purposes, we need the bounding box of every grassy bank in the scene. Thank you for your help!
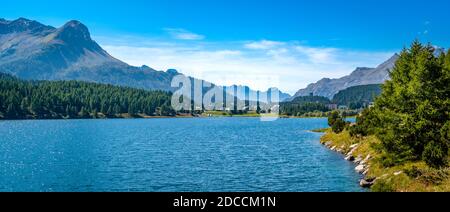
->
[202,111,293,118]
[320,129,450,192]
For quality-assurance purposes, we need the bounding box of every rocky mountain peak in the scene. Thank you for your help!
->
[380,54,399,67]
[14,17,32,23]
[0,18,291,96]
[55,20,92,44]
[166,69,180,75]
[0,18,10,24]
[62,20,88,32]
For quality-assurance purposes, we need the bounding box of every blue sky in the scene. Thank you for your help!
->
[2,0,449,93]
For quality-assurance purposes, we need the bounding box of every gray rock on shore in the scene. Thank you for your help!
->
[360,178,376,188]
[355,165,365,173]
[345,155,355,161]
[354,156,363,164]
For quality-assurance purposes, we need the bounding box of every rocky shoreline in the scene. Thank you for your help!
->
[319,130,450,192]
[322,141,377,188]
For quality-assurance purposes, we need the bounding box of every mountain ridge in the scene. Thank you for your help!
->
[0,18,291,100]
[290,54,400,99]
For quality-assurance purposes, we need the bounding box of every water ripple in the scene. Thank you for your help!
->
[0,118,364,192]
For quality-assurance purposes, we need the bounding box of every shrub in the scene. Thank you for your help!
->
[422,141,448,168]
[331,118,346,134]
[441,121,450,146]
[349,124,363,137]
[349,108,377,137]
[328,111,347,133]
[328,110,340,127]
[405,166,449,185]
[417,168,449,185]
[378,153,408,167]
[371,179,395,192]
[404,166,423,178]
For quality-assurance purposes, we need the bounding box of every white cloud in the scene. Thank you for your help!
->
[164,28,205,40]
[244,40,284,50]
[295,46,338,64]
[97,36,395,95]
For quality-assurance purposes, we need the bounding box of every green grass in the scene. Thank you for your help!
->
[203,111,233,117]
[311,128,329,133]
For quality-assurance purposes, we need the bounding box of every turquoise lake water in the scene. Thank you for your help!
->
[0,118,364,192]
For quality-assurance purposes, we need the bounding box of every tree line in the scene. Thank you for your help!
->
[332,84,382,109]
[280,85,384,116]
[0,73,175,119]
[280,95,331,116]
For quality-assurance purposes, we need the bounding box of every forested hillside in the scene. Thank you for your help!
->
[332,84,382,109]
[280,95,331,116]
[0,73,175,119]
[290,95,331,104]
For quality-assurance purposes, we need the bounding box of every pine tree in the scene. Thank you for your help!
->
[79,107,88,118]
[65,105,71,117]
[6,103,17,119]
[361,41,450,167]
[128,102,136,116]
[328,110,347,133]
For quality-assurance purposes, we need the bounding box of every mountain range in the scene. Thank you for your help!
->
[0,18,182,91]
[291,45,446,100]
[0,18,291,101]
[4,17,444,103]
[291,54,399,99]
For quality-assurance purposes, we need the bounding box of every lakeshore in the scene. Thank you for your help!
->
[318,129,450,192]
[0,110,337,121]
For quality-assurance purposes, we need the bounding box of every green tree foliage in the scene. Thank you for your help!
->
[0,73,174,119]
[280,95,331,116]
[328,110,347,133]
[332,119,347,134]
[280,102,329,116]
[349,108,378,137]
[354,41,450,168]
[328,110,340,127]
[290,95,331,104]
[423,141,448,168]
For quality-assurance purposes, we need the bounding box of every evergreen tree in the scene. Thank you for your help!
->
[79,107,88,118]
[6,103,17,119]
[328,110,347,133]
[357,41,450,168]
